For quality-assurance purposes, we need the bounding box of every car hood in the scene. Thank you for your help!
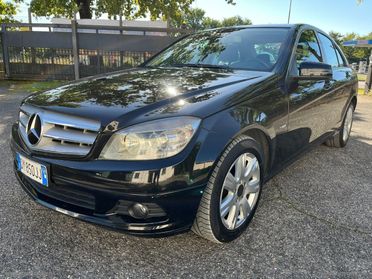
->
[23,67,272,129]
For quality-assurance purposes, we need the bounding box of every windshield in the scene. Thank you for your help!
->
[146,27,290,72]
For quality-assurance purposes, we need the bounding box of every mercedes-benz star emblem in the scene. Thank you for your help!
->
[26,113,42,145]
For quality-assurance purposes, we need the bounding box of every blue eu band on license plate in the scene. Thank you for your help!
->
[16,153,48,187]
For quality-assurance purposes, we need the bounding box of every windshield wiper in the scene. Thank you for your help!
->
[169,63,231,70]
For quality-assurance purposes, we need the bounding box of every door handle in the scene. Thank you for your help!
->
[324,80,334,91]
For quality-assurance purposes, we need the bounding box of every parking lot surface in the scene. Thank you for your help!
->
[0,88,371,278]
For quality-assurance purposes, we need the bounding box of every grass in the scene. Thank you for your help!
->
[0,80,65,94]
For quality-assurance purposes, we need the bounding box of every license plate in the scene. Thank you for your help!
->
[16,153,48,187]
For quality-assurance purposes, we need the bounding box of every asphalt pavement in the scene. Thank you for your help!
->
[0,88,371,278]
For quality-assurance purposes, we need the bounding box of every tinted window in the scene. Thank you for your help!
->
[295,30,322,65]
[254,42,282,64]
[146,28,290,72]
[318,33,339,67]
[335,47,346,67]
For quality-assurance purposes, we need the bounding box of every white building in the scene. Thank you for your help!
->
[51,18,168,36]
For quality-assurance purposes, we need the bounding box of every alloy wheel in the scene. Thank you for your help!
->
[219,152,261,230]
[343,106,353,142]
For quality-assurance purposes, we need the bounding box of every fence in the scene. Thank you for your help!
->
[0,22,189,80]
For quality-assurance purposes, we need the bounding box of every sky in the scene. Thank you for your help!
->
[15,0,372,35]
[193,0,372,35]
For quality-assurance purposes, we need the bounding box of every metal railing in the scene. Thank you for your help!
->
[0,22,190,80]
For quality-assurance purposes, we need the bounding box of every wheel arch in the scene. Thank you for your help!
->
[239,127,273,178]
[197,111,275,184]
[350,95,357,110]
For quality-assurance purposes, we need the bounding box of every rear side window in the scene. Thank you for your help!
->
[318,33,339,67]
[335,47,346,67]
[295,30,322,65]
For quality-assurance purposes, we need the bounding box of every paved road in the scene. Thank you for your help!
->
[0,89,371,278]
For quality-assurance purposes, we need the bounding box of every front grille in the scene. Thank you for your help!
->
[36,181,96,210]
[16,167,96,211]
[19,104,100,156]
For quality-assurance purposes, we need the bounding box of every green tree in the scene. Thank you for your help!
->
[171,7,206,30]
[28,0,237,21]
[0,0,21,23]
[202,17,221,29]
[29,0,194,20]
[172,8,252,30]
[329,31,372,63]
[329,31,343,46]
[220,16,252,27]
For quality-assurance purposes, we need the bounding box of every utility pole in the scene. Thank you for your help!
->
[28,7,32,31]
[365,50,372,94]
[71,12,80,80]
[287,0,293,24]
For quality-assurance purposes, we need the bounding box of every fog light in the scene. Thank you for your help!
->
[129,203,149,219]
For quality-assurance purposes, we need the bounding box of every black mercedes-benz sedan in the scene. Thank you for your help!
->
[11,24,357,243]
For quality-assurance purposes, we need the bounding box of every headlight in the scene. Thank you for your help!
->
[99,117,201,160]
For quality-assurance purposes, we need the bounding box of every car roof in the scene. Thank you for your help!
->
[235,24,299,28]
[202,24,327,36]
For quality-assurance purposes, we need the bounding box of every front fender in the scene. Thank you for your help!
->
[193,107,274,183]
[194,85,288,183]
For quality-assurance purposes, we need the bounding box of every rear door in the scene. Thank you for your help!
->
[317,32,354,130]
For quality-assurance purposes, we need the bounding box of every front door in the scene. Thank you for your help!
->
[286,29,334,155]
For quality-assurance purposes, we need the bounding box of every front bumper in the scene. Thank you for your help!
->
[11,123,207,236]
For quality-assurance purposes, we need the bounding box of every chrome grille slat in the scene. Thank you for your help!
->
[20,109,30,116]
[19,123,27,135]
[18,105,101,156]
[20,104,39,116]
[19,111,28,127]
[42,113,100,132]
[43,127,96,145]
[20,104,100,132]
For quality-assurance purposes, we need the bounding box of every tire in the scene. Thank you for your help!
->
[325,102,355,148]
[192,135,264,243]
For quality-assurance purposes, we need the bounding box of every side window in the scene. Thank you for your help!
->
[318,33,339,67]
[295,30,322,65]
[335,47,346,67]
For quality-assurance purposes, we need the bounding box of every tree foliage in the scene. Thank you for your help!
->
[171,8,252,30]
[0,0,21,23]
[27,0,237,21]
[29,0,78,19]
[27,0,251,30]
[329,31,372,63]
[202,17,221,29]
[220,16,252,27]
[29,0,194,20]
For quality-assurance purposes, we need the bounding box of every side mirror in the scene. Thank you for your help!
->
[298,62,333,80]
